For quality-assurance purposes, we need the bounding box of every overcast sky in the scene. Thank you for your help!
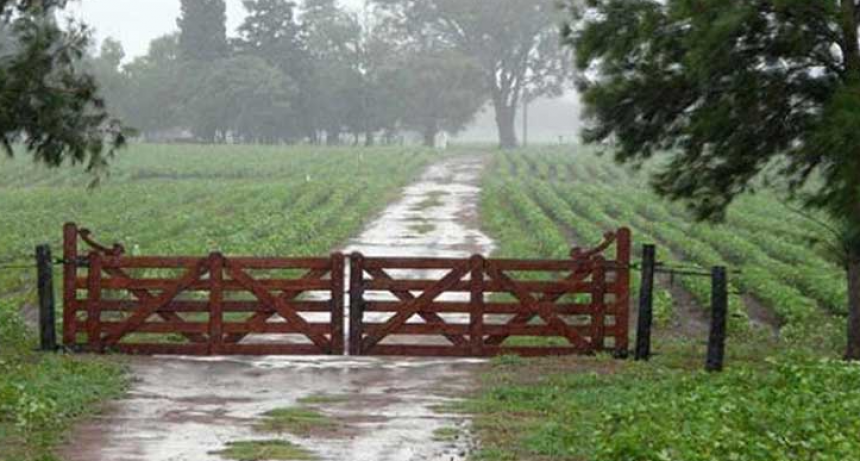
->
[65,0,364,60]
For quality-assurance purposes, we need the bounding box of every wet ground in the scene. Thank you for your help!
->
[62,155,494,461]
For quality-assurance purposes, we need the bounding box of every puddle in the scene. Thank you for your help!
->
[62,155,493,461]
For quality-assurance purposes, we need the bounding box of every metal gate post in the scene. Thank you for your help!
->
[635,244,656,361]
[36,245,57,351]
[348,253,365,355]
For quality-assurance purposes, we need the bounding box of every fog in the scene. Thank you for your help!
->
[68,0,581,147]
[66,0,367,60]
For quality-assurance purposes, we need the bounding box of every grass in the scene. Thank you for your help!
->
[466,338,856,461]
[295,394,350,406]
[0,315,126,461]
[410,222,436,234]
[210,440,316,461]
[432,426,460,442]
[256,407,338,436]
[413,191,447,210]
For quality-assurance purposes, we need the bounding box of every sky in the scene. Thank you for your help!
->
[65,0,365,60]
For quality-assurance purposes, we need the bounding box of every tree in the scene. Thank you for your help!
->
[376,0,569,148]
[346,10,403,146]
[237,0,308,140]
[386,48,485,146]
[0,0,125,173]
[567,0,860,359]
[89,38,129,119]
[122,34,184,138]
[301,0,363,144]
[177,0,229,62]
[186,55,296,143]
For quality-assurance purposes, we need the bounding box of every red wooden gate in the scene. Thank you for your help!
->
[349,229,631,357]
[62,223,344,355]
[61,223,630,357]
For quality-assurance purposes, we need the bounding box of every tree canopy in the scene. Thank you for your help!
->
[375,0,570,148]
[178,0,229,62]
[88,0,493,147]
[567,0,860,359]
[0,0,125,174]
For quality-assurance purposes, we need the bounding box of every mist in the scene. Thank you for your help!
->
[72,0,581,147]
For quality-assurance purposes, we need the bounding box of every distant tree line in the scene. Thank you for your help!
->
[90,0,569,148]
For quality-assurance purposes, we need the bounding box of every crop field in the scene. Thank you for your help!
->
[0,144,436,313]
[0,144,437,461]
[481,147,845,350]
[2,145,858,461]
[473,148,860,461]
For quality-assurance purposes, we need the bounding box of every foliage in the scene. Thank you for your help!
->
[0,0,126,175]
[0,317,125,461]
[385,48,486,146]
[119,34,184,137]
[375,0,570,148]
[469,349,860,461]
[256,407,337,435]
[186,55,297,143]
[209,440,316,461]
[593,358,860,461]
[84,0,492,147]
[177,0,229,62]
[564,0,860,357]
[236,0,310,140]
[0,144,435,296]
[481,148,844,350]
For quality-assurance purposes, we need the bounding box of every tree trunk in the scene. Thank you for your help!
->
[326,128,340,146]
[842,0,860,79]
[846,254,860,360]
[522,98,529,148]
[365,131,375,147]
[423,125,437,148]
[494,103,518,149]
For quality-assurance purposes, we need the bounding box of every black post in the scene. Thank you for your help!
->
[706,266,728,372]
[348,253,365,356]
[634,245,656,361]
[36,245,57,352]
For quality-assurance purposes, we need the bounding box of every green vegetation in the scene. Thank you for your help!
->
[0,323,126,461]
[414,192,447,210]
[210,440,316,461]
[472,148,853,460]
[256,407,337,436]
[0,144,434,460]
[295,394,350,406]
[470,347,860,461]
[432,426,460,443]
[481,148,843,347]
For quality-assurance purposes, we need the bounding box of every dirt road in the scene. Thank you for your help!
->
[62,155,494,461]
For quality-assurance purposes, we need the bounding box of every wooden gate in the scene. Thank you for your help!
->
[62,223,344,355]
[61,223,630,357]
[349,229,631,357]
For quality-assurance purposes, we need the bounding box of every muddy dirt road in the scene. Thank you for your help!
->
[62,155,494,461]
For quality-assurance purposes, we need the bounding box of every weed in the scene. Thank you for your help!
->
[256,407,337,435]
[210,440,316,461]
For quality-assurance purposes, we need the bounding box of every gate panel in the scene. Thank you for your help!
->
[62,223,344,355]
[352,229,631,357]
